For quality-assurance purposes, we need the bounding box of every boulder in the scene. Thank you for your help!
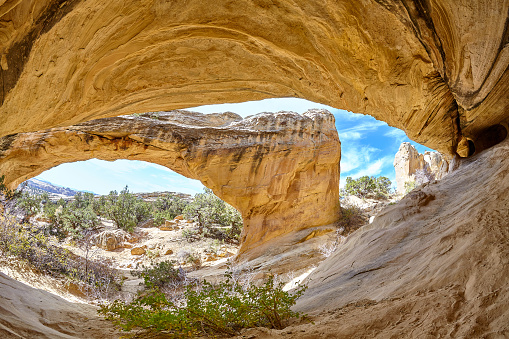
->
[160,220,178,231]
[131,246,147,256]
[92,230,129,251]
[138,218,154,228]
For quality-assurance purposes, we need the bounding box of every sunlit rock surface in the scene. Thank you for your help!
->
[393,142,449,195]
[0,109,341,253]
[0,1,508,157]
[289,131,509,338]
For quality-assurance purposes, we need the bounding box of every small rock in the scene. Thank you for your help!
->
[164,249,174,256]
[122,242,133,249]
[369,216,375,224]
[174,215,184,221]
[160,220,177,231]
[131,246,147,255]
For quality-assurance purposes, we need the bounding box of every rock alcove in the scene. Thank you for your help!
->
[0,0,508,337]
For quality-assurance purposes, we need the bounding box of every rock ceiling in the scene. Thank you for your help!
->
[0,0,507,158]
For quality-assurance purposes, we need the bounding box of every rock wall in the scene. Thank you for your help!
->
[0,109,341,253]
[393,142,448,195]
[0,1,508,157]
[293,129,509,338]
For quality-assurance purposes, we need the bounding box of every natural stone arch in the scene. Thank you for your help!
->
[1,0,507,158]
[0,109,341,254]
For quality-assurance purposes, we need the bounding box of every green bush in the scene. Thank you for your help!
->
[183,188,243,242]
[104,186,151,232]
[57,205,100,237]
[342,176,392,199]
[17,191,45,217]
[99,273,307,337]
[135,260,184,289]
[338,205,365,233]
[0,212,120,299]
[152,194,189,226]
[404,180,417,194]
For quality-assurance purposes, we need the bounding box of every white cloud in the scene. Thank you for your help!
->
[340,145,380,173]
[384,128,407,144]
[347,155,394,179]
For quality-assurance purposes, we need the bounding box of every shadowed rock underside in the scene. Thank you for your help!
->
[0,0,507,157]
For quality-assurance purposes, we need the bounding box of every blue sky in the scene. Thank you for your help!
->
[35,98,433,195]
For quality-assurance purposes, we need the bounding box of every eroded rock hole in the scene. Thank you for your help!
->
[474,124,508,154]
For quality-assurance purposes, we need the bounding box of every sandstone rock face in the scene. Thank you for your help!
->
[0,1,507,157]
[292,131,509,338]
[0,109,341,253]
[394,142,449,195]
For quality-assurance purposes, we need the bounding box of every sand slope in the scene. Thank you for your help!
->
[0,272,117,338]
[238,130,509,338]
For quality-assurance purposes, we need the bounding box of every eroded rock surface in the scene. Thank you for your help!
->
[0,1,508,157]
[393,142,449,195]
[289,128,509,338]
[0,109,341,253]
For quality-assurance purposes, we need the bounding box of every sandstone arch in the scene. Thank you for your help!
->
[0,109,341,253]
[0,0,507,159]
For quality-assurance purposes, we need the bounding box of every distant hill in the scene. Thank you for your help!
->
[21,178,96,199]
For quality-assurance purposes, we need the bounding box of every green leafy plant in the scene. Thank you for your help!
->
[99,272,307,337]
[104,186,151,232]
[404,180,417,194]
[342,176,392,199]
[338,204,365,233]
[135,260,184,289]
[183,188,243,242]
[152,194,189,226]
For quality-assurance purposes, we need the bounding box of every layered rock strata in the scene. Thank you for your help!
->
[393,142,449,194]
[0,1,508,158]
[0,109,341,253]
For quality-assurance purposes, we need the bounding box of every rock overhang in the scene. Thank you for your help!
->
[0,0,507,158]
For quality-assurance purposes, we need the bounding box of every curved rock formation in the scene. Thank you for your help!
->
[292,129,509,338]
[0,109,341,253]
[0,1,507,158]
[393,142,449,195]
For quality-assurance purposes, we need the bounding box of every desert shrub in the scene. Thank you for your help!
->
[40,193,100,239]
[99,273,307,337]
[404,180,417,194]
[56,205,100,237]
[135,260,185,289]
[404,169,435,195]
[16,191,45,217]
[152,194,189,226]
[342,176,392,199]
[104,186,151,232]
[183,188,243,242]
[338,204,365,233]
[0,212,120,299]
